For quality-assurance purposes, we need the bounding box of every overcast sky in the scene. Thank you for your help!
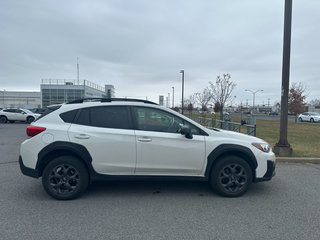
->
[0,0,319,106]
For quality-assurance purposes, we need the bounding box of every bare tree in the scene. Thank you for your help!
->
[209,74,236,120]
[193,87,212,111]
[309,99,320,107]
[184,95,196,115]
[288,82,307,115]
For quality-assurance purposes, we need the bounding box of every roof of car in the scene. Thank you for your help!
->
[66,98,157,105]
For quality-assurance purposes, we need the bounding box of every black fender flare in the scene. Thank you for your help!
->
[204,144,258,178]
[36,141,96,178]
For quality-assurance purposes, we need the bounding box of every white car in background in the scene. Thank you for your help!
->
[0,108,41,124]
[298,112,320,123]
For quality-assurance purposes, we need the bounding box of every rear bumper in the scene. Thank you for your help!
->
[255,160,276,182]
[19,156,40,178]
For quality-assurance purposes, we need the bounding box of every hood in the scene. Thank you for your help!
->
[209,128,267,143]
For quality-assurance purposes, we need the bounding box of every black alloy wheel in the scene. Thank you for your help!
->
[210,156,252,197]
[42,156,89,200]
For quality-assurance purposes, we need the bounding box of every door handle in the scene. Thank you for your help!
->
[138,137,152,142]
[74,134,90,139]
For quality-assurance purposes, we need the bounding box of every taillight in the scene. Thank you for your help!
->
[26,126,46,137]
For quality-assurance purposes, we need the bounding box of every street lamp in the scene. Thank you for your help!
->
[1,89,5,108]
[172,87,174,108]
[245,89,263,112]
[180,70,185,114]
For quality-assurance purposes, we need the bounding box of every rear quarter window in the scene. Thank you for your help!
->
[60,110,78,123]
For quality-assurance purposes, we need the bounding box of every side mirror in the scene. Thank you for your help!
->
[180,125,193,139]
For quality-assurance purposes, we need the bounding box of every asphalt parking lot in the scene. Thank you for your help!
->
[0,123,320,240]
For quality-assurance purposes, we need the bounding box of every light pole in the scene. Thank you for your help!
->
[180,70,185,114]
[1,89,5,108]
[274,0,293,156]
[245,89,263,112]
[172,87,174,108]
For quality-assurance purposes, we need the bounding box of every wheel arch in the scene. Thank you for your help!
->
[36,141,94,181]
[205,144,258,179]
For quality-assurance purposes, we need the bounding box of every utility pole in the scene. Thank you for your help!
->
[180,70,185,114]
[274,0,293,156]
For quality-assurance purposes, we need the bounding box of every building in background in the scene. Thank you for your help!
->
[0,91,41,109]
[41,79,115,107]
[105,85,115,98]
[159,95,164,106]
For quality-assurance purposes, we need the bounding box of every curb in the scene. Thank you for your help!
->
[276,157,320,164]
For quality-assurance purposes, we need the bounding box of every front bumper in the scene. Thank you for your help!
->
[19,156,40,178]
[255,160,276,182]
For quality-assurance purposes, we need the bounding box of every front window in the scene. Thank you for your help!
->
[133,107,202,135]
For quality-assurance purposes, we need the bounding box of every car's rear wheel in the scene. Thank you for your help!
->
[0,116,7,123]
[26,116,35,124]
[210,156,252,197]
[42,156,89,200]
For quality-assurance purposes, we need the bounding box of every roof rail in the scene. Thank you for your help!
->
[66,98,158,105]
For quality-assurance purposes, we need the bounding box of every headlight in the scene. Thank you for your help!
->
[252,143,270,153]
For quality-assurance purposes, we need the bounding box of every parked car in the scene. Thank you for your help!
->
[0,108,41,123]
[298,112,320,123]
[19,98,275,200]
[29,108,46,115]
[268,111,279,116]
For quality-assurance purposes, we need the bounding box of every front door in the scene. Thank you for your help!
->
[132,107,206,176]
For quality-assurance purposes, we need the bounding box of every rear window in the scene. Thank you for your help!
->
[74,106,131,129]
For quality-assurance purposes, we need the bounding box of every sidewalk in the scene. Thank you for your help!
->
[276,157,320,164]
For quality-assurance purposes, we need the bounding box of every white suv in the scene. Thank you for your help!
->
[19,98,276,200]
[0,108,41,124]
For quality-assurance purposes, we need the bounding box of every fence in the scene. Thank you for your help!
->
[192,117,256,136]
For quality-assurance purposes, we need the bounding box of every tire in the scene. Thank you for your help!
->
[298,117,302,122]
[0,116,7,123]
[42,156,89,200]
[210,156,252,197]
[26,116,35,124]
[310,118,314,123]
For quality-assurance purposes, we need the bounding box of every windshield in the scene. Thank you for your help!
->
[21,109,33,114]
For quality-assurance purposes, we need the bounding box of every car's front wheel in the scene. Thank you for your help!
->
[298,117,303,122]
[26,116,35,124]
[310,118,314,123]
[42,156,89,200]
[210,156,252,197]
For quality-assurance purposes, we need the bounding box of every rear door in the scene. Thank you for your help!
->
[3,109,15,120]
[68,106,136,175]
